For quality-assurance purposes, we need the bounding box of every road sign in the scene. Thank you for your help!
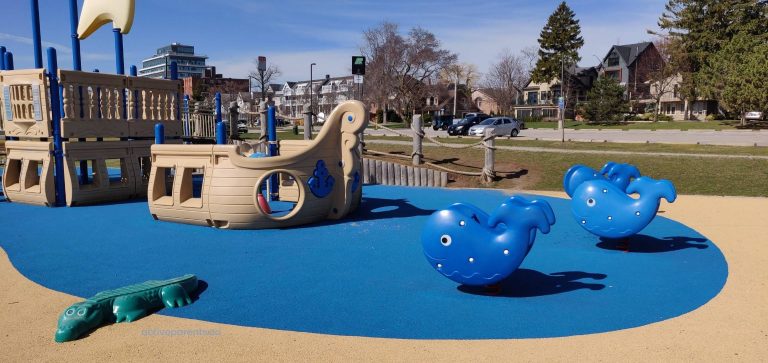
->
[352,56,365,75]
[258,56,266,72]
[353,74,364,84]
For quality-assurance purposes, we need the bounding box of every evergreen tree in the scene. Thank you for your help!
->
[530,2,584,84]
[583,77,628,123]
[657,0,768,116]
[702,32,768,124]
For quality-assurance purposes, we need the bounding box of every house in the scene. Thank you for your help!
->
[422,82,479,118]
[277,75,358,118]
[472,89,501,116]
[649,74,718,121]
[597,42,663,109]
[514,66,598,120]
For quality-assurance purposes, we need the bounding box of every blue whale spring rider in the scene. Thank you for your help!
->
[566,162,676,239]
[421,196,556,286]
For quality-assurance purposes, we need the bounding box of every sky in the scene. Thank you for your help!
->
[0,0,668,84]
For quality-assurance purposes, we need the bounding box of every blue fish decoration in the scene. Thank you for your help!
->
[421,196,556,286]
[571,176,677,239]
[563,162,641,197]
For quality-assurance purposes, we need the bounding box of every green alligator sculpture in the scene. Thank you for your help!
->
[55,274,199,342]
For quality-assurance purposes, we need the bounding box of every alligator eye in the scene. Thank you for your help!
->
[77,308,86,316]
[440,234,452,246]
[587,198,596,207]
[65,308,75,316]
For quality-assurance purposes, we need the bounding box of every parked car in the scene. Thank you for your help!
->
[447,113,491,135]
[431,115,455,130]
[237,121,248,133]
[745,111,764,121]
[467,117,523,137]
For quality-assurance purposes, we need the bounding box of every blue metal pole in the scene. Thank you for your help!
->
[216,121,226,144]
[215,92,222,123]
[30,0,43,68]
[0,46,6,70]
[154,123,165,144]
[67,0,82,71]
[267,105,279,200]
[4,52,14,70]
[47,48,66,206]
[113,29,124,75]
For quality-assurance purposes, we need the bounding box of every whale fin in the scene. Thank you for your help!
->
[599,161,618,175]
[488,196,555,234]
[626,177,677,203]
[78,0,136,39]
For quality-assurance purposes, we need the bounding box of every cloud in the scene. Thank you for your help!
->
[0,32,72,54]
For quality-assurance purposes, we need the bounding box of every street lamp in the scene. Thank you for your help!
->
[310,62,316,117]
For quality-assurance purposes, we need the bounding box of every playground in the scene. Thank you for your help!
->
[1,190,766,360]
[1,0,767,361]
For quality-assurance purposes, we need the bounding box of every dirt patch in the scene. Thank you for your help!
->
[364,150,540,190]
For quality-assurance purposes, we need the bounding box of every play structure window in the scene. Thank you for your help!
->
[23,160,42,192]
[256,171,303,219]
[105,158,129,186]
[151,166,175,205]
[4,159,22,191]
[179,167,204,208]
[137,157,152,181]
[77,159,100,187]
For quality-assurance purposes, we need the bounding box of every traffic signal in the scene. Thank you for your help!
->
[352,56,365,75]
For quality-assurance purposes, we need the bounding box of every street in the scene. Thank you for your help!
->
[364,127,768,147]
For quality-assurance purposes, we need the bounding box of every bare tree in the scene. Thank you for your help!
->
[482,49,533,114]
[361,22,457,123]
[440,62,479,116]
[646,37,679,121]
[248,62,282,103]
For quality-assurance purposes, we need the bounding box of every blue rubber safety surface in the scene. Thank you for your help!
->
[0,185,728,339]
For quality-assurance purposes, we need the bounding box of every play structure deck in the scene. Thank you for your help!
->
[148,101,368,229]
[1,67,182,206]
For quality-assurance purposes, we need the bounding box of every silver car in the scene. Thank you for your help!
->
[467,117,523,137]
[745,111,764,121]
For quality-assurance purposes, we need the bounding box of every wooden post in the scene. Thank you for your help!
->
[482,128,496,183]
[412,114,423,166]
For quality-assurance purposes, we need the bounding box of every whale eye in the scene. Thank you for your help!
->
[65,308,75,316]
[77,308,87,316]
[587,198,596,207]
[440,234,452,246]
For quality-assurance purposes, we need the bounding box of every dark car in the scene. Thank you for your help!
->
[431,115,455,130]
[447,113,491,136]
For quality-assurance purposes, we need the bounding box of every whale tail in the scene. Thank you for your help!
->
[78,0,136,39]
[487,196,556,234]
[626,176,677,203]
[563,165,601,197]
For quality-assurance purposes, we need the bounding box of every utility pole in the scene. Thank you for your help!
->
[452,70,458,117]
[560,57,565,142]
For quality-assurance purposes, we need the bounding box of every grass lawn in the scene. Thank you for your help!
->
[524,120,747,130]
[363,141,768,197]
[365,135,768,157]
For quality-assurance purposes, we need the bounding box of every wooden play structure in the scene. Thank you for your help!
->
[1,67,182,206]
[147,100,368,229]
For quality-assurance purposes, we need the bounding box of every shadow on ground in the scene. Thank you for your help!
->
[458,269,607,297]
[597,235,709,253]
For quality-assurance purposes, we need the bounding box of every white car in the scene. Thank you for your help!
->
[467,117,523,137]
[745,111,764,121]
